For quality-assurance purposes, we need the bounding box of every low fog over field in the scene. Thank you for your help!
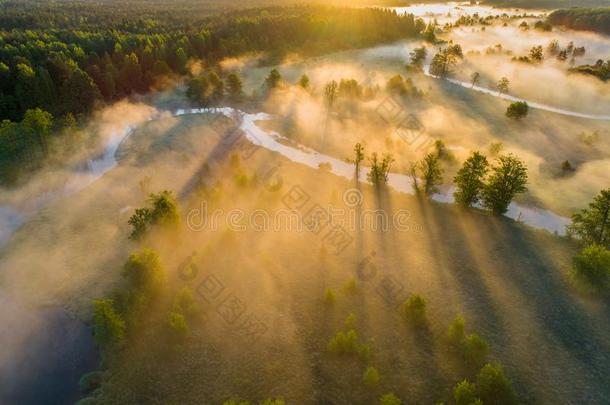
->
[0,2,609,405]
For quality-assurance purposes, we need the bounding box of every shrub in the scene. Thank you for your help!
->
[363,366,380,388]
[572,245,610,291]
[324,288,337,305]
[401,294,427,326]
[447,315,466,347]
[447,316,489,366]
[174,287,201,318]
[505,101,528,120]
[168,311,189,339]
[454,379,478,405]
[328,329,358,354]
[476,363,517,405]
[357,343,372,361]
[379,393,402,405]
[328,329,370,360]
[345,313,357,330]
[463,334,489,366]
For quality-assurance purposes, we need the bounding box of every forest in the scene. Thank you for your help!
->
[0,4,422,185]
[548,7,610,35]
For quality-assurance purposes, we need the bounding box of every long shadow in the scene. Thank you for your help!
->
[371,187,451,395]
[178,115,246,200]
[431,78,512,137]
[488,220,610,401]
[433,207,510,344]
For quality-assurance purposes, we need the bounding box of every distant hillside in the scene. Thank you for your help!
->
[548,8,610,35]
[484,0,610,10]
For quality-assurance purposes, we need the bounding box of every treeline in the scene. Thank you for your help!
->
[547,7,610,35]
[0,5,422,121]
[0,3,424,185]
[483,0,610,9]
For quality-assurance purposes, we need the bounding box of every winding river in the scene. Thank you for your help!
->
[423,66,610,121]
[176,107,571,235]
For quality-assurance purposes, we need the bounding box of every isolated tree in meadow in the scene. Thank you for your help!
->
[367,152,394,188]
[419,152,443,196]
[529,45,544,63]
[324,80,338,109]
[557,49,569,62]
[476,363,517,405]
[347,142,365,180]
[92,299,126,348]
[265,68,281,90]
[470,71,481,88]
[505,101,528,120]
[409,46,427,70]
[298,74,310,89]
[546,40,560,56]
[454,151,489,208]
[447,315,466,348]
[380,393,402,405]
[401,294,427,326]
[496,77,510,95]
[567,189,610,248]
[482,155,528,215]
[454,379,479,405]
[430,48,458,77]
[363,366,380,388]
[324,288,337,305]
[463,333,489,367]
[561,160,575,176]
[226,73,243,102]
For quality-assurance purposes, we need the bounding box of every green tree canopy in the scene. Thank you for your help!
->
[454,151,489,208]
[567,189,610,248]
[482,155,528,215]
